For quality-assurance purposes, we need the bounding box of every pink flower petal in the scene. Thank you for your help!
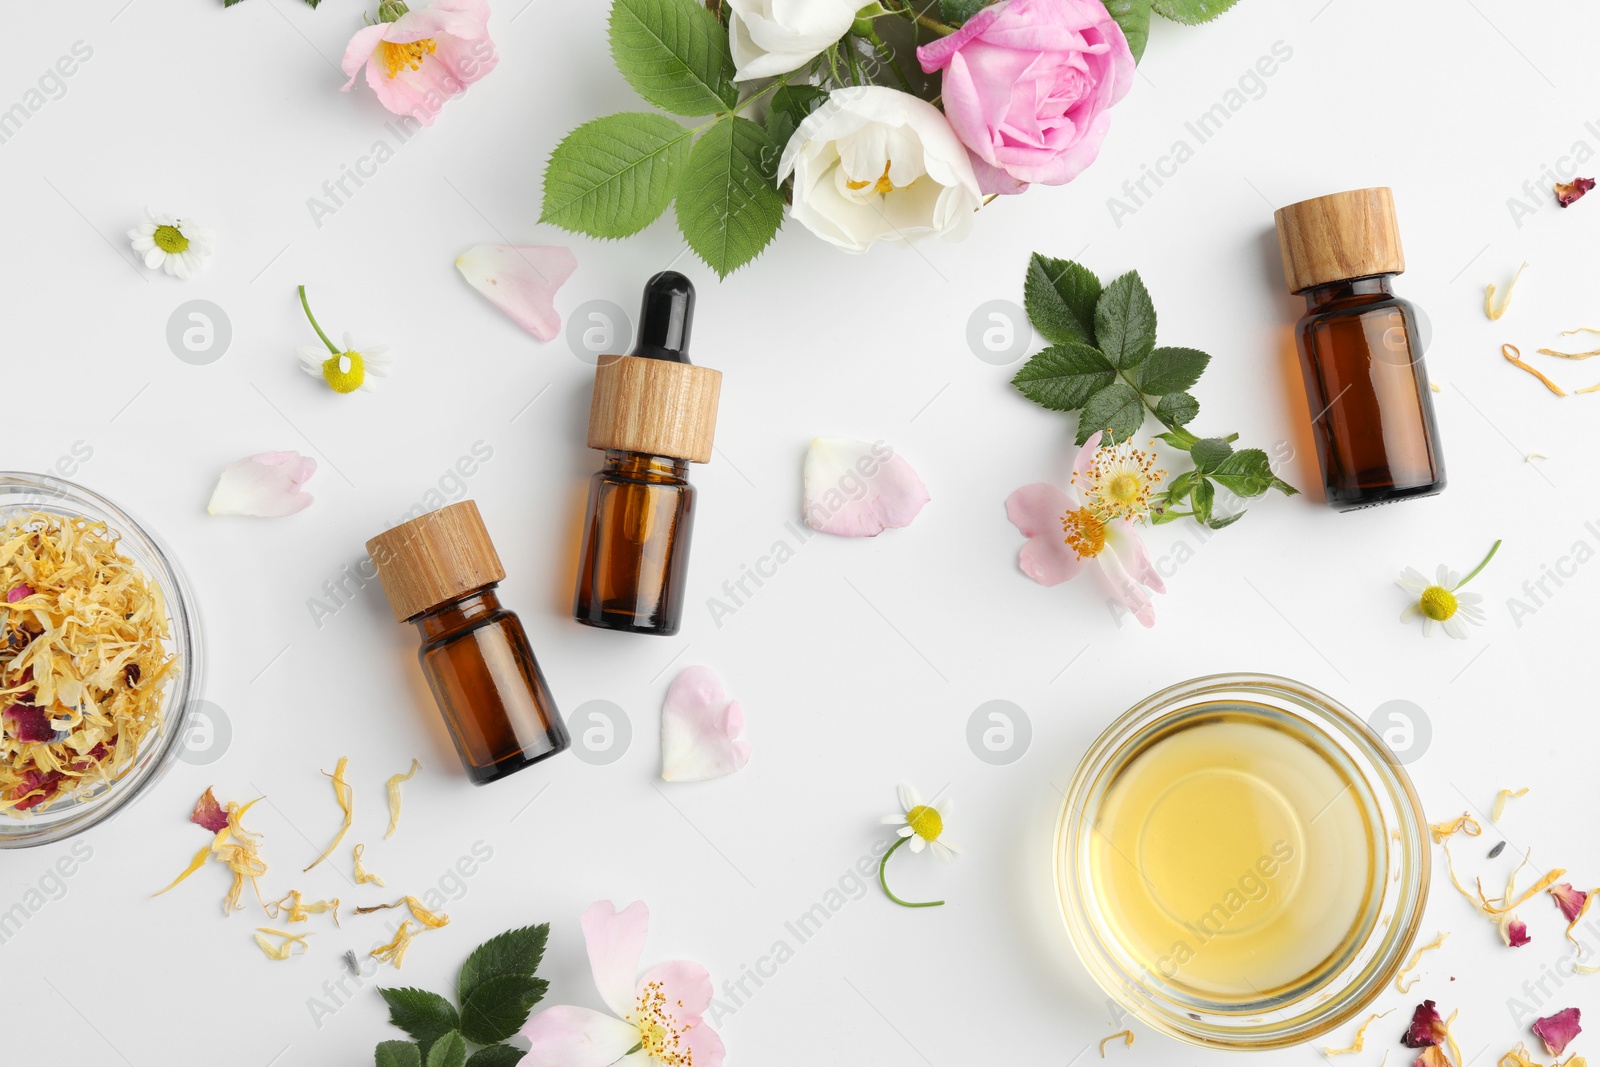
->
[661,666,751,783]
[1504,916,1531,947]
[681,1017,727,1067]
[1097,536,1156,628]
[1005,483,1080,586]
[190,787,230,833]
[1550,882,1589,922]
[637,959,714,1019]
[7,584,33,603]
[582,900,650,1019]
[3,703,54,743]
[1071,430,1104,483]
[340,23,390,85]
[802,438,930,537]
[520,1005,640,1067]
[206,451,316,518]
[455,245,578,341]
[1533,1007,1581,1057]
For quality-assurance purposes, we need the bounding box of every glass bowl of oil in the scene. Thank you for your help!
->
[1055,673,1429,1049]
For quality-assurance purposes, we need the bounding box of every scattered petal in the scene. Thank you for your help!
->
[384,758,420,839]
[1504,916,1531,948]
[1503,343,1568,397]
[1431,813,1483,843]
[352,843,385,886]
[207,451,317,517]
[1493,787,1529,822]
[802,437,930,537]
[1404,1001,1448,1048]
[660,666,751,783]
[1534,1008,1582,1057]
[1396,931,1449,991]
[190,787,230,833]
[353,895,450,928]
[1485,263,1527,321]
[6,583,32,603]
[370,920,421,969]
[1099,1030,1133,1057]
[1552,883,1590,923]
[455,245,578,341]
[254,927,311,961]
[1324,1010,1392,1056]
[1555,177,1595,207]
[303,756,352,873]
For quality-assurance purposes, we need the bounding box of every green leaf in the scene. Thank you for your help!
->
[1093,271,1158,369]
[1189,437,1234,474]
[1155,428,1199,450]
[1150,506,1185,525]
[425,1032,467,1067]
[460,975,550,1045]
[465,1046,528,1067]
[1024,254,1102,347]
[376,1042,423,1067]
[1164,471,1197,498]
[1155,391,1198,427]
[1101,0,1151,61]
[1190,479,1215,525]
[540,113,693,239]
[1152,0,1243,24]
[460,925,549,1006]
[1209,448,1277,497]
[1208,510,1247,530]
[1136,346,1210,396]
[609,0,737,116]
[766,84,830,164]
[1077,382,1145,444]
[1270,475,1300,497]
[675,117,785,279]
[1011,343,1117,412]
[378,988,460,1059]
[940,0,992,24]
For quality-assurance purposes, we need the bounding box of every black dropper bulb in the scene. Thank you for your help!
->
[631,271,695,365]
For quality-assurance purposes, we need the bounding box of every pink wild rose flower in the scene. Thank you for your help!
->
[341,0,497,127]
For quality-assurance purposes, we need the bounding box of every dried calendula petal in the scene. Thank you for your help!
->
[214,797,269,915]
[1430,813,1482,844]
[1492,788,1529,822]
[1485,263,1527,321]
[1480,865,1567,914]
[1503,343,1568,397]
[1501,1044,1541,1067]
[1535,346,1600,361]
[1324,1010,1393,1055]
[352,843,385,887]
[353,895,449,929]
[1396,932,1449,992]
[384,758,420,840]
[254,927,311,961]
[1098,1030,1132,1058]
[304,756,352,873]
[269,889,341,927]
[1555,176,1596,207]
[153,842,212,897]
[370,919,420,969]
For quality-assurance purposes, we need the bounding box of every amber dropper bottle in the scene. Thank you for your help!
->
[1274,187,1446,511]
[367,501,569,785]
[574,272,722,636]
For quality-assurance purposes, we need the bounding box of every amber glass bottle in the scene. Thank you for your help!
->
[574,273,722,636]
[1275,188,1446,511]
[367,501,569,784]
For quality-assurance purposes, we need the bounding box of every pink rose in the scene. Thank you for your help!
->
[341,0,497,127]
[917,0,1135,195]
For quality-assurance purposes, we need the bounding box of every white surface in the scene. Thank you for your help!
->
[4,1,1599,1064]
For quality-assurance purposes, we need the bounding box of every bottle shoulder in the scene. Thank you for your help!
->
[1297,291,1414,329]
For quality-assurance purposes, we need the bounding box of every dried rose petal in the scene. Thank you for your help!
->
[1551,883,1589,922]
[12,769,64,810]
[6,583,33,603]
[1556,177,1595,208]
[3,703,54,743]
[1404,1001,1448,1048]
[1533,1007,1581,1056]
[190,787,230,833]
[69,742,109,772]
[1505,916,1531,947]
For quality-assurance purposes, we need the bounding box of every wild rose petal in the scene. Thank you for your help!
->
[661,666,751,783]
[520,1004,640,1067]
[12,768,63,810]
[7,584,33,603]
[1413,1048,1451,1067]
[455,244,577,342]
[1403,1001,1447,1048]
[581,900,650,1019]
[1550,882,1589,922]
[1006,483,1081,586]
[802,437,929,537]
[3,703,54,743]
[190,787,230,833]
[1504,916,1531,947]
[1533,1007,1581,1056]
[207,451,316,518]
[1556,177,1595,207]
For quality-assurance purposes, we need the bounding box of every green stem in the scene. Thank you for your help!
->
[732,73,790,117]
[877,836,944,908]
[845,37,863,85]
[885,0,957,35]
[1455,539,1502,589]
[298,285,340,356]
[865,30,914,91]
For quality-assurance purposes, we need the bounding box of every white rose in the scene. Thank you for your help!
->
[727,0,860,81]
[776,86,983,254]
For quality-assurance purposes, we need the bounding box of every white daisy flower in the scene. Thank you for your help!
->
[297,332,394,395]
[127,209,214,279]
[1397,540,1500,640]
[881,783,957,860]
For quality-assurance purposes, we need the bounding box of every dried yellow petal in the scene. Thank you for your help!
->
[353,895,450,929]
[269,889,341,927]
[385,758,420,840]
[352,843,385,887]
[1492,788,1529,822]
[371,920,420,969]
[1501,1043,1541,1067]
[1485,263,1527,321]
[1430,813,1483,844]
[1324,1010,1393,1055]
[254,927,311,961]
[304,756,352,873]
[1395,932,1449,993]
[1503,343,1568,397]
[1536,346,1600,360]
[153,842,212,897]
[1098,1030,1133,1057]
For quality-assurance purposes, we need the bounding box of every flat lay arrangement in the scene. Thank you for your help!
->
[4,2,1599,1066]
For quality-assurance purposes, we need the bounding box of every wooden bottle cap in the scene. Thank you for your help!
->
[587,354,722,464]
[365,500,505,622]
[1274,187,1405,293]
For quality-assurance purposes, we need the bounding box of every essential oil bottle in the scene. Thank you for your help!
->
[573,272,722,636]
[1274,187,1446,511]
[367,501,569,784]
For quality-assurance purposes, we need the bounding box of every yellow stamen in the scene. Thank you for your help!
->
[1419,585,1458,621]
[381,38,437,78]
[847,161,896,195]
[1062,507,1107,559]
[631,978,698,1066]
[906,804,943,842]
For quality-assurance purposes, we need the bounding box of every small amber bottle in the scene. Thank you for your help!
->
[574,272,722,636]
[1274,187,1446,511]
[367,501,569,784]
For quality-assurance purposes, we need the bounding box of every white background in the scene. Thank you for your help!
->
[4,1,1599,1065]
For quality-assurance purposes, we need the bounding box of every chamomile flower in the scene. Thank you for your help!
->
[295,286,393,394]
[1074,437,1165,523]
[877,784,957,909]
[127,209,214,279]
[1398,540,1500,639]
